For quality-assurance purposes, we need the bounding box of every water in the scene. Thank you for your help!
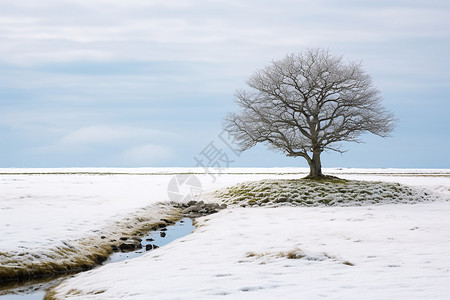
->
[106,217,194,263]
[0,275,67,300]
[0,294,44,300]
[0,218,195,299]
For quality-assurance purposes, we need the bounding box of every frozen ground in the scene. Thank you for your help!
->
[49,203,450,299]
[1,168,449,299]
[0,169,306,253]
[0,168,301,281]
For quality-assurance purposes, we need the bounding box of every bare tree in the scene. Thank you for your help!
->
[224,48,396,178]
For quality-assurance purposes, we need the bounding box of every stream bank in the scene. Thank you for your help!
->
[1,200,226,299]
[1,218,195,299]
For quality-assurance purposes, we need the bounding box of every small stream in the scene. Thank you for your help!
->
[0,218,195,299]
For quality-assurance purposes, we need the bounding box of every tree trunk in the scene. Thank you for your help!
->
[307,150,323,178]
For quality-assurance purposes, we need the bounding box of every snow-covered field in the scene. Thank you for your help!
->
[0,168,305,253]
[0,168,302,282]
[50,203,450,299]
[1,168,450,299]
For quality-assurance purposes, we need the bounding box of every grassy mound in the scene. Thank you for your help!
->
[0,203,181,285]
[215,178,439,207]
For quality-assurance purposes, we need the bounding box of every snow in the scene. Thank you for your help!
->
[1,167,448,175]
[1,174,166,253]
[49,203,450,299]
[0,170,302,253]
[1,168,450,298]
[0,169,300,279]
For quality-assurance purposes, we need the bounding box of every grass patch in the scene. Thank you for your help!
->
[284,249,306,260]
[215,178,439,207]
[244,248,354,266]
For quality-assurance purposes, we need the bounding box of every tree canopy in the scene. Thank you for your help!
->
[224,48,396,178]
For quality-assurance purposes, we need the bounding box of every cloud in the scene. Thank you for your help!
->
[26,125,177,166]
[1,0,449,168]
[1,0,449,95]
[116,143,174,166]
[33,125,175,153]
[1,0,448,67]
[58,125,168,146]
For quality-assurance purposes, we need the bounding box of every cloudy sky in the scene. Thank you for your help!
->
[0,0,449,168]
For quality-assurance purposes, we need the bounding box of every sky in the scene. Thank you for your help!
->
[0,0,449,169]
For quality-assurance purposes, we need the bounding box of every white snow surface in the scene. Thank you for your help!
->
[51,203,450,299]
[0,170,304,253]
[1,168,450,299]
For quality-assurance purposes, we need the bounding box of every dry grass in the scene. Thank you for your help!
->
[0,203,181,286]
[245,248,354,267]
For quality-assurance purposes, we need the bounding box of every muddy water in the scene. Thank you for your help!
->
[0,218,195,299]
